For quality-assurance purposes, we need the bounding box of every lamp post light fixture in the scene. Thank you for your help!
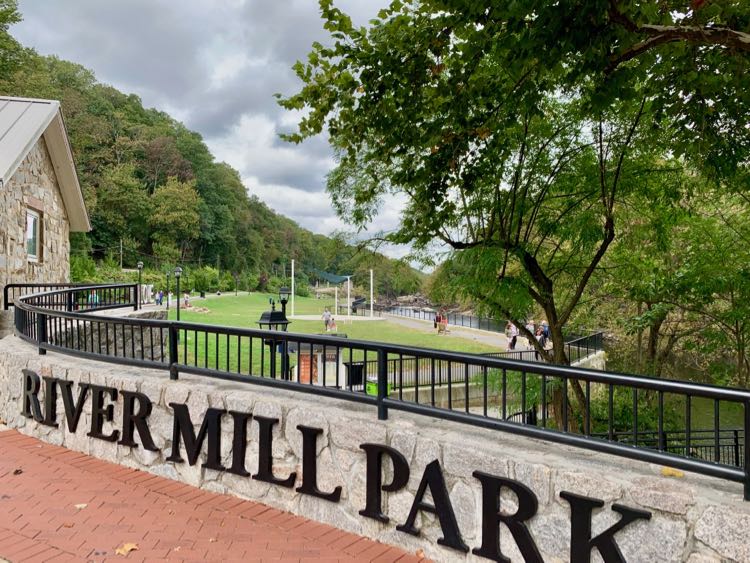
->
[136,261,144,310]
[257,296,292,379]
[278,286,291,316]
[174,266,183,322]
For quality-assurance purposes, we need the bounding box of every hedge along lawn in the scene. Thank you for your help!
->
[166,292,505,376]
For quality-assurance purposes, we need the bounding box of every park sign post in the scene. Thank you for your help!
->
[20,368,654,562]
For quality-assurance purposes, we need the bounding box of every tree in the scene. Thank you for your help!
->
[138,136,193,193]
[0,32,429,293]
[149,178,201,259]
[288,24,663,362]
[0,0,22,77]
[283,1,750,177]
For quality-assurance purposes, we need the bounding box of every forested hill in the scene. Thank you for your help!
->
[0,49,422,296]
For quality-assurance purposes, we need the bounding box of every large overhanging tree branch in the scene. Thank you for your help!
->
[282,0,749,178]
[606,0,750,72]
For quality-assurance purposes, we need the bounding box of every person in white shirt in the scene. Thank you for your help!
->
[507,322,518,350]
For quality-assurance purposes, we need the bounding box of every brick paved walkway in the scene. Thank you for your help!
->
[0,430,423,562]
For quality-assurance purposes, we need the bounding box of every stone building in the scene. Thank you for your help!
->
[0,96,90,317]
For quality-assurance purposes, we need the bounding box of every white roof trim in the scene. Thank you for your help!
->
[0,96,91,232]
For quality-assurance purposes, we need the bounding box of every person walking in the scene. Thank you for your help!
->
[507,322,518,351]
[534,326,547,360]
[322,308,332,331]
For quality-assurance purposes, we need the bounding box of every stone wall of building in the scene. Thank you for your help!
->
[0,138,71,309]
[0,337,748,562]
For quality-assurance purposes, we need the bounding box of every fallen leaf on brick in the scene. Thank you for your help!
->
[115,542,139,556]
[661,467,684,478]
[416,548,425,558]
[62,522,74,528]
[209,537,217,543]
[12,469,22,475]
[74,503,88,510]
[173,546,181,552]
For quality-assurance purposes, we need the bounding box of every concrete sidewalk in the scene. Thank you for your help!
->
[0,430,424,562]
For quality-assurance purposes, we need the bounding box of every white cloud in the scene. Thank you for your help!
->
[13,0,412,260]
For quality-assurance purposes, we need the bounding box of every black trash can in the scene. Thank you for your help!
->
[345,362,365,388]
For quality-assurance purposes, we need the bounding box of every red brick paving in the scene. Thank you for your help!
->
[0,430,424,562]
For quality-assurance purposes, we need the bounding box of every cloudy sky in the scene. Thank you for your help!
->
[12,0,411,257]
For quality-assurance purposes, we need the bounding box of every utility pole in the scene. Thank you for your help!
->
[291,259,295,317]
[347,276,351,320]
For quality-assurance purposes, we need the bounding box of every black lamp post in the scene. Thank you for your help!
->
[175,266,183,322]
[257,294,291,379]
[136,261,143,310]
[278,286,291,316]
[166,272,171,311]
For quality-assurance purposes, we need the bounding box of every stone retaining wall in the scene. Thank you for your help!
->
[49,309,168,362]
[0,337,747,562]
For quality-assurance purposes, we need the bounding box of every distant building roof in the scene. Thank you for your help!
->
[0,97,90,232]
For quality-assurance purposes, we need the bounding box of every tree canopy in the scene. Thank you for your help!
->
[283,0,723,362]
[0,16,423,297]
[284,0,750,177]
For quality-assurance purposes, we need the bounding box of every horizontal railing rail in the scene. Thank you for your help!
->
[379,304,605,355]
[11,284,750,500]
[3,283,87,310]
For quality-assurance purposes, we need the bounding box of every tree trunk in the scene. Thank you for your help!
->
[546,320,586,431]
[645,305,667,375]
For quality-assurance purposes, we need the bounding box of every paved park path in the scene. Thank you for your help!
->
[382,314,514,350]
[0,429,425,562]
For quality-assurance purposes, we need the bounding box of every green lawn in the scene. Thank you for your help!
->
[164,292,502,379]
[168,292,502,355]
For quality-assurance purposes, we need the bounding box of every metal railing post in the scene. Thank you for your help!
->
[734,429,740,467]
[37,312,47,355]
[169,323,179,380]
[377,348,388,420]
[134,284,139,311]
[744,403,750,501]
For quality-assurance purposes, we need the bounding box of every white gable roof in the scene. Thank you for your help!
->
[0,97,90,231]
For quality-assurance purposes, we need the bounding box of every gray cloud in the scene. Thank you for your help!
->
[12,0,407,254]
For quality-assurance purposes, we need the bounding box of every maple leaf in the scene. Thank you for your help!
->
[115,542,139,556]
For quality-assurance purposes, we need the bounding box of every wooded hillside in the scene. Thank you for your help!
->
[0,4,422,297]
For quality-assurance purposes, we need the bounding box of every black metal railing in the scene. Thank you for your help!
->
[337,304,382,317]
[380,305,605,356]
[381,305,508,332]
[482,332,605,365]
[593,429,746,467]
[4,283,86,310]
[10,284,750,500]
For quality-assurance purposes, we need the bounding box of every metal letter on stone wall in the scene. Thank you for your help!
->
[560,491,652,563]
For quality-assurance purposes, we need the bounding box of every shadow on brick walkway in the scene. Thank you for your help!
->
[0,430,425,562]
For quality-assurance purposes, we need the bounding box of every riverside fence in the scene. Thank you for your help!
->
[10,283,750,500]
[351,304,605,358]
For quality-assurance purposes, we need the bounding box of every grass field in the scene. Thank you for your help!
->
[165,293,745,432]
[167,292,503,355]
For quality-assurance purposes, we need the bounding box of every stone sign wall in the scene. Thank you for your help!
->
[0,138,71,311]
[0,336,748,562]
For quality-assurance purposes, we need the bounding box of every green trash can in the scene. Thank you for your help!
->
[366,378,392,397]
